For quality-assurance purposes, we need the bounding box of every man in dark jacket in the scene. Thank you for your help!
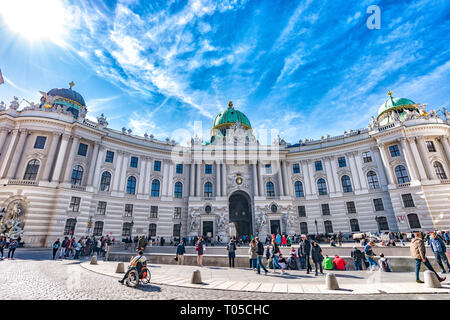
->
[255,237,268,275]
[298,234,312,274]
[429,232,450,274]
[176,239,186,265]
[227,238,237,268]
[351,246,364,270]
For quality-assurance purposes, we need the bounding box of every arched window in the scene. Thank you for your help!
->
[367,171,380,189]
[294,181,304,197]
[204,181,212,198]
[341,175,352,192]
[151,179,160,197]
[93,221,104,236]
[324,220,333,234]
[122,222,132,237]
[395,165,409,184]
[350,219,360,232]
[376,216,389,231]
[149,223,157,237]
[317,178,327,195]
[433,161,447,180]
[300,222,308,235]
[174,181,183,198]
[99,171,111,191]
[71,165,84,185]
[23,159,40,180]
[407,214,421,229]
[64,218,77,236]
[266,181,275,197]
[126,176,136,194]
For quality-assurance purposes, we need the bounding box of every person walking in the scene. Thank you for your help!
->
[410,231,445,283]
[364,241,378,271]
[248,239,258,270]
[351,246,364,270]
[52,238,61,260]
[429,232,450,274]
[176,239,186,265]
[311,241,324,276]
[59,236,68,259]
[227,238,237,268]
[299,234,312,274]
[7,239,18,259]
[255,237,268,275]
[0,236,6,259]
[271,239,282,273]
[137,235,147,251]
[195,236,205,267]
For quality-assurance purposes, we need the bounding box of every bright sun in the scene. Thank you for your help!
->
[0,0,67,44]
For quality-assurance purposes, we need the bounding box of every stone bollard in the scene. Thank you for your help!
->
[424,270,441,288]
[325,273,339,290]
[115,262,125,273]
[191,270,202,284]
[90,255,98,265]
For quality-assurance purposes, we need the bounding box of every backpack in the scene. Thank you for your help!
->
[227,242,236,253]
[381,259,391,272]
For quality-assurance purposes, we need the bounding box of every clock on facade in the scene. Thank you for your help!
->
[236,177,243,185]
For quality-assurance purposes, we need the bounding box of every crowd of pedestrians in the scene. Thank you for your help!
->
[0,237,19,260]
[52,235,114,260]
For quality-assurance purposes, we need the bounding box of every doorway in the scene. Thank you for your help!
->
[270,220,281,235]
[202,221,213,238]
[228,191,253,238]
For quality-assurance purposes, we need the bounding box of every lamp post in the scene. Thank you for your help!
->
[130,220,134,250]
[314,219,318,235]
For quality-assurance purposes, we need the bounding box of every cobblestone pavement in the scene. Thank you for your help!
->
[0,250,449,300]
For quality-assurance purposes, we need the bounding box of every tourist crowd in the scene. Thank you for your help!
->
[52,235,114,260]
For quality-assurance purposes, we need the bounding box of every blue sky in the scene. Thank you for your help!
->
[0,0,449,144]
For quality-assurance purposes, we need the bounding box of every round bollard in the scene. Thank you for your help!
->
[115,262,125,273]
[325,273,339,290]
[90,255,98,265]
[424,270,441,288]
[191,270,202,284]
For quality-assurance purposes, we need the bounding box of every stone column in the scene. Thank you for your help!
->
[329,156,341,192]
[51,133,70,183]
[167,162,174,197]
[371,147,387,187]
[0,128,9,156]
[307,160,315,195]
[144,157,152,195]
[416,136,434,179]
[196,162,201,197]
[112,151,124,191]
[63,135,81,183]
[277,160,284,196]
[189,163,195,196]
[258,161,264,196]
[347,152,361,190]
[137,156,147,195]
[398,138,418,182]
[42,132,61,181]
[252,162,259,196]
[87,141,100,186]
[301,160,312,196]
[0,129,18,178]
[282,160,290,196]
[377,143,394,185]
[216,162,221,197]
[407,138,427,181]
[324,157,336,193]
[6,129,28,179]
[92,146,106,190]
[354,152,368,190]
[119,152,129,192]
[222,163,227,196]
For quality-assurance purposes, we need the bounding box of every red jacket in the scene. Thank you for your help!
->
[333,256,346,270]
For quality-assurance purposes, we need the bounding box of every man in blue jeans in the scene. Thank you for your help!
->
[429,232,450,274]
[255,237,268,275]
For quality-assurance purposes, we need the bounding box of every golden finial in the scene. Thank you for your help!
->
[228,101,233,109]
[69,81,75,90]
[387,91,392,97]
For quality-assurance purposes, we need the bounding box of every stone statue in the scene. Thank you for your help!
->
[144,133,149,139]
[0,101,6,111]
[122,127,127,134]
[189,209,200,233]
[0,201,25,240]
[97,113,108,127]
[9,97,20,110]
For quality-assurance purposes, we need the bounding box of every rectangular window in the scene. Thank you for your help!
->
[362,151,372,163]
[154,160,161,171]
[150,206,158,218]
[426,141,436,152]
[265,164,272,174]
[105,151,114,163]
[205,164,212,174]
[130,156,138,168]
[174,207,182,219]
[402,194,415,208]
[338,157,346,168]
[149,224,157,237]
[321,203,330,216]
[77,143,88,156]
[34,136,47,149]
[373,198,384,211]
[293,163,300,174]
[298,206,306,217]
[96,201,107,215]
[315,160,323,171]
[173,223,181,238]
[176,164,183,174]
[124,204,133,217]
[389,145,400,157]
[346,201,357,214]
[69,197,81,212]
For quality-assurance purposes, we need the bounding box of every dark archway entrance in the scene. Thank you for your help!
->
[229,191,253,239]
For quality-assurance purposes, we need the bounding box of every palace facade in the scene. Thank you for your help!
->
[0,86,449,247]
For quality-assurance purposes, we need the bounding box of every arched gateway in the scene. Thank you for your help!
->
[228,191,253,239]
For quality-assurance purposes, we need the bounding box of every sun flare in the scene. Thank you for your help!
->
[0,0,67,44]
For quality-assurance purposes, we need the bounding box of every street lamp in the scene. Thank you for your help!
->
[314,219,318,235]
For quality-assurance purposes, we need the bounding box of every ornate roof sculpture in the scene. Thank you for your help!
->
[40,81,87,118]
[376,91,422,125]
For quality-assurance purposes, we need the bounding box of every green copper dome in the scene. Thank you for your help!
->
[212,101,252,130]
[377,92,416,120]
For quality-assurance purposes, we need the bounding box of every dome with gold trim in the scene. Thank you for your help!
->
[377,91,420,125]
[41,82,86,118]
[212,101,252,130]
